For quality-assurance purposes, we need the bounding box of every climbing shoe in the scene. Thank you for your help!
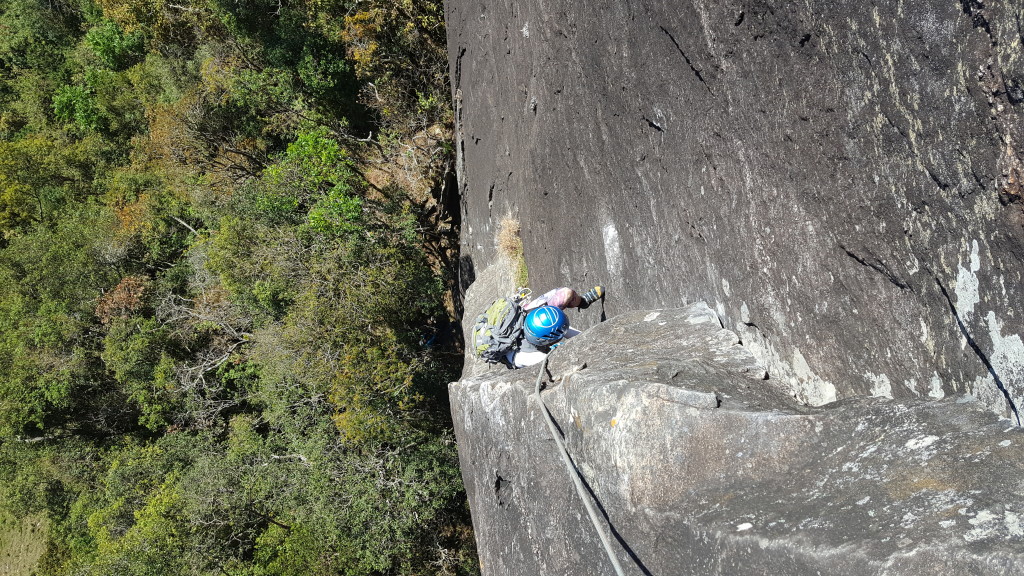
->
[578,285,605,309]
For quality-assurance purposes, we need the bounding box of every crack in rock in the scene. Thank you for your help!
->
[659,25,713,94]
[933,274,1021,426]
[840,244,912,292]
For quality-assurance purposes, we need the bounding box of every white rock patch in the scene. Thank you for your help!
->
[928,372,945,399]
[602,222,622,277]
[955,239,981,320]
[985,312,1024,394]
[964,509,999,542]
[791,348,838,406]
[866,372,894,399]
[1006,511,1024,538]
[905,435,939,450]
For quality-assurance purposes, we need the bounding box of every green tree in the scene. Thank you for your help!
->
[101,317,179,431]
[85,20,145,71]
[0,0,475,573]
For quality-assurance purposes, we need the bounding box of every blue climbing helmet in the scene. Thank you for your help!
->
[523,305,569,347]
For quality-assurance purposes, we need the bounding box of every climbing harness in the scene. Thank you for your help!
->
[532,355,626,576]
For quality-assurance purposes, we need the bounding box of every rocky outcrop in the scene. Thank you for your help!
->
[447,0,1024,416]
[447,1,1024,573]
[451,301,1024,575]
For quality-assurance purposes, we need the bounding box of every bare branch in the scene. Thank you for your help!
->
[170,215,199,235]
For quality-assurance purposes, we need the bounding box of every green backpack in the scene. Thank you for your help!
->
[472,290,530,366]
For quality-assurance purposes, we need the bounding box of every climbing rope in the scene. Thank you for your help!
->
[533,356,626,576]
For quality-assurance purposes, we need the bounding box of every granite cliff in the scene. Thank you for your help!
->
[448,0,1024,413]
[447,1,1024,573]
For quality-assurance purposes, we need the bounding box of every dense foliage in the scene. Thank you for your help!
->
[0,0,474,573]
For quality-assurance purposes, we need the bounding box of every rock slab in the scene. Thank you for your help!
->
[451,304,1024,575]
[446,0,1024,416]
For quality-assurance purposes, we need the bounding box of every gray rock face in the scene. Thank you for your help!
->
[451,304,1024,575]
[446,0,1024,416]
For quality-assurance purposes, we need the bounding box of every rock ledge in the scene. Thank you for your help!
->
[451,305,1024,575]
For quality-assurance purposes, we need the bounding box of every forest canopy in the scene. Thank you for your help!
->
[0,0,474,573]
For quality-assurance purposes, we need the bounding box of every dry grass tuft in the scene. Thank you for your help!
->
[496,215,528,286]
[497,215,522,258]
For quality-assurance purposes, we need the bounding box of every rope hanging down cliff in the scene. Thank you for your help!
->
[532,356,626,576]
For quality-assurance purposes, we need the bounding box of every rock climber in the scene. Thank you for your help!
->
[506,285,605,369]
